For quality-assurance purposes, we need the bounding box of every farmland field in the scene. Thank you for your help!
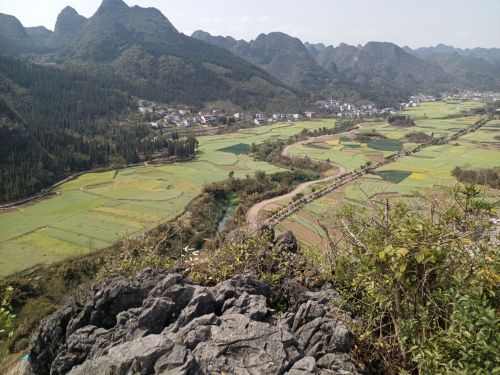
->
[0,120,334,276]
[270,102,500,248]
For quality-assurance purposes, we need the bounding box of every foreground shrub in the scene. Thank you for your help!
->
[323,185,499,374]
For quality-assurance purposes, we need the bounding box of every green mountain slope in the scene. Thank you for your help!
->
[407,45,500,91]
[64,0,299,110]
[25,26,53,47]
[0,55,133,202]
[46,6,87,50]
[0,13,38,54]
[316,42,451,97]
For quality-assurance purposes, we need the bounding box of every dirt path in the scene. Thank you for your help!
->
[246,162,346,226]
[246,124,365,226]
[261,117,491,228]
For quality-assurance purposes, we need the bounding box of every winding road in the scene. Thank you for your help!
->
[245,125,362,226]
[245,163,346,226]
[245,117,490,227]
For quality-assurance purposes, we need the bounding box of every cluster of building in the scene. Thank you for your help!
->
[440,90,500,102]
[253,112,317,125]
[138,100,323,129]
[315,100,394,117]
[138,100,238,128]
[397,95,437,110]
[139,90,499,130]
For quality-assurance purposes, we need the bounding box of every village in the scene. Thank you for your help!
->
[137,99,322,129]
[441,90,500,102]
[138,90,499,131]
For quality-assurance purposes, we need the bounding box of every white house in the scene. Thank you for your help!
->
[273,114,287,121]
[201,115,218,124]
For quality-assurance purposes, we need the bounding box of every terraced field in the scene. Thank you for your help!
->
[268,103,500,248]
[0,120,334,276]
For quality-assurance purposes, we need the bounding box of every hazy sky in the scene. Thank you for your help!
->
[1,0,499,48]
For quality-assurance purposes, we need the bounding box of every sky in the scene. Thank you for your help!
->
[0,0,499,49]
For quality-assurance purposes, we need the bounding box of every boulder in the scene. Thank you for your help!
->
[29,270,360,375]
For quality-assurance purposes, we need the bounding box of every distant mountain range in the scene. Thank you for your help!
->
[191,30,332,93]
[0,0,499,110]
[192,31,500,106]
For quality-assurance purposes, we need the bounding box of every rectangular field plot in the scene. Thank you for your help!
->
[43,227,112,249]
[1,230,90,277]
[366,139,403,152]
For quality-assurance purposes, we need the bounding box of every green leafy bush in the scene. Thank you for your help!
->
[324,185,499,374]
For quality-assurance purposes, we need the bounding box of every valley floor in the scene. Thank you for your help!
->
[0,120,330,276]
[1,101,497,277]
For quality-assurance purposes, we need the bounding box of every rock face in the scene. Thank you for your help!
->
[29,269,360,375]
[48,6,87,50]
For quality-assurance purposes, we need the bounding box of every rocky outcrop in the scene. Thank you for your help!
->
[29,269,360,374]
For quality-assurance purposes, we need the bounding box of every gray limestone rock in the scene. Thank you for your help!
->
[29,270,360,375]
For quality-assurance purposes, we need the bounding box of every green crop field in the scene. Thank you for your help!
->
[0,120,335,277]
[401,101,482,119]
[286,124,414,172]
[274,102,500,248]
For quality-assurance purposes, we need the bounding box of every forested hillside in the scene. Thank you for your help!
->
[0,56,196,203]
[192,30,333,93]
[0,13,39,55]
[405,45,500,90]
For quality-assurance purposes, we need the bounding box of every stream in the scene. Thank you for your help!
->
[217,205,236,233]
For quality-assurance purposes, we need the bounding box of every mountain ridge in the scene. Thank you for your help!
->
[0,13,39,54]
[0,2,499,110]
[193,30,500,104]
[192,30,333,92]
[47,6,88,50]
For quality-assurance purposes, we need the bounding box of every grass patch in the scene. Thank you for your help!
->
[367,139,403,152]
[375,170,413,184]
